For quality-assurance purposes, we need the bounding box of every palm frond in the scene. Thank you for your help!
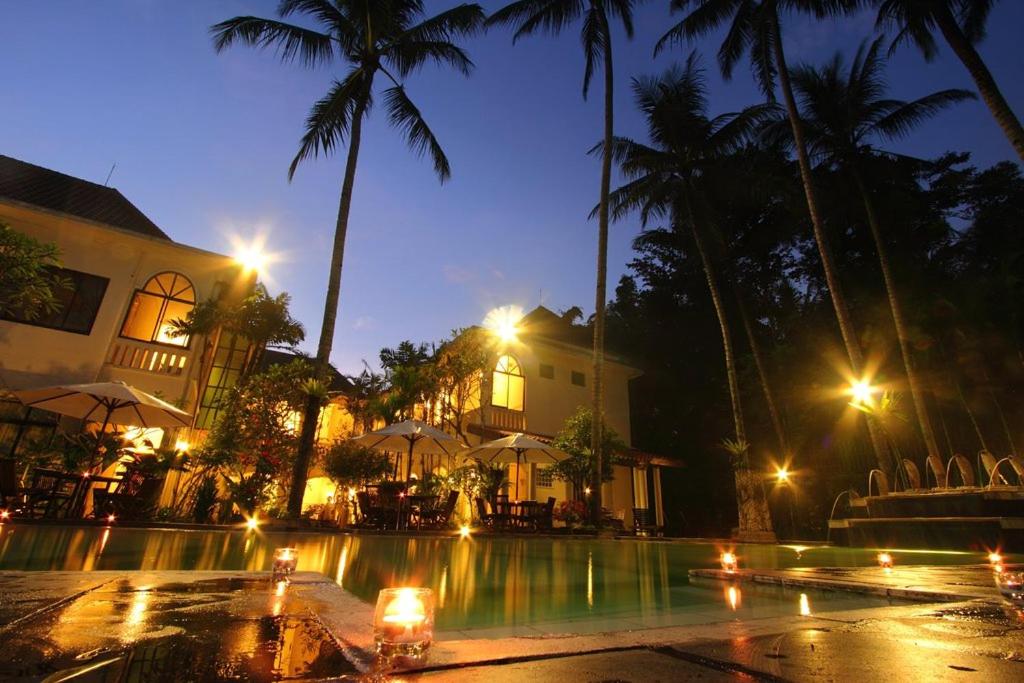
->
[872,88,976,140]
[656,0,744,56]
[386,40,475,77]
[383,85,452,182]
[288,69,370,179]
[581,6,608,99]
[210,16,334,67]
[486,0,586,43]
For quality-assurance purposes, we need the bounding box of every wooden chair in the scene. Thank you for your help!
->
[355,490,386,529]
[93,469,163,520]
[0,458,26,511]
[632,507,662,536]
[474,497,496,529]
[532,497,556,531]
[23,469,82,518]
[420,491,459,529]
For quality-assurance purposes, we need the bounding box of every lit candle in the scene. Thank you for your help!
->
[877,552,893,569]
[272,547,298,580]
[721,551,738,572]
[373,587,435,667]
[459,524,471,539]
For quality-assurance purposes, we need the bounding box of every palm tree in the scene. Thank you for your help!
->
[658,0,894,473]
[211,0,485,516]
[787,37,975,466]
[872,0,1024,162]
[487,0,642,521]
[606,55,776,535]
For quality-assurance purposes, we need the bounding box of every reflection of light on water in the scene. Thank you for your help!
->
[725,585,741,611]
[799,593,811,616]
[336,545,349,587]
[784,544,809,559]
[587,552,594,609]
[122,586,151,641]
[439,566,448,609]
[98,528,111,555]
[273,580,287,616]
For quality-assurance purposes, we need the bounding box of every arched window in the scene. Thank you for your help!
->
[491,354,524,411]
[120,272,195,347]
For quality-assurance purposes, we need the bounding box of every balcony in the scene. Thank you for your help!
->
[107,340,189,376]
[489,406,525,432]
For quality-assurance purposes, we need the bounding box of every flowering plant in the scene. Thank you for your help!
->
[553,499,588,526]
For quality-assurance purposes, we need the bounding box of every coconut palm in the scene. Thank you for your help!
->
[605,55,776,534]
[786,37,975,464]
[487,0,643,520]
[872,0,1023,162]
[211,0,485,516]
[657,0,894,473]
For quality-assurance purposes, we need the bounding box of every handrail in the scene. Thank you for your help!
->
[988,457,1015,488]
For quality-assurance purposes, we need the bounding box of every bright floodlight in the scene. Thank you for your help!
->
[849,380,875,406]
[246,516,259,531]
[459,524,471,539]
[483,305,524,343]
[235,242,268,274]
[776,467,790,484]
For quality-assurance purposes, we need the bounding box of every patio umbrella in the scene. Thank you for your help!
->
[13,381,192,459]
[459,433,568,499]
[352,419,465,481]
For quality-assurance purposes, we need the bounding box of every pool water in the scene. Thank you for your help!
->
[0,525,994,632]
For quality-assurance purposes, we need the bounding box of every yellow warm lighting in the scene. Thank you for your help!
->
[775,467,790,483]
[174,439,190,453]
[483,305,524,343]
[877,551,893,568]
[726,585,741,611]
[382,588,427,625]
[988,552,1003,565]
[721,551,738,572]
[234,241,268,274]
[246,516,259,531]
[0,510,10,520]
[799,593,811,616]
[584,486,592,496]
[106,514,116,524]
[849,379,876,406]
[459,524,471,539]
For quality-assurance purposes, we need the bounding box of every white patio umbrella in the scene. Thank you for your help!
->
[459,433,568,499]
[352,419,465,481]
[13,381,192,458]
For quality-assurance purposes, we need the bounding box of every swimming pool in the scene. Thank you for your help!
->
[0,525,994,633]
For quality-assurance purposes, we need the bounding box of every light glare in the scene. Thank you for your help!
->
[483,305,524,343]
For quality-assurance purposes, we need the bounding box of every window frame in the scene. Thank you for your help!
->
[1,266,109,336]
[491,354,526,412]
[118,271,196,348]
[571,370,586,387]
[535,466,554,488]
[539,363,554,379]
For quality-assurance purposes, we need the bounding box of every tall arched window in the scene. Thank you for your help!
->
[491,354,524,411]
[120,272,195,347]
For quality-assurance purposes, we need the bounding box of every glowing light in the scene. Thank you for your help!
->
[483,305,524,344]
[174,439,190,453]
[584,487,592,496]
[106,514,116,524]
[0,510,9,520]
[775,467,790,484]
[989,552,1003,565]
[233,238,269,274]
[726,585,741,610]
[246,516,259,531]
[721,551,739,572]
[587,551,594,609]
[459,524,471,539]
[381,588,427,626]
[275,580,287,598]
[848,379,877,407]
[799,593,811,616]
[347,487,357,501]
[877,552,894,569]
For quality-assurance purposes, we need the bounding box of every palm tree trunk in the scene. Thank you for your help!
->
[733,285,789,455]
[853,169,942,462]
[770,15,891,474]
[287,90,370,517]
[590,12,613,524]
[934,6,1024,162]
[686,203,772,535]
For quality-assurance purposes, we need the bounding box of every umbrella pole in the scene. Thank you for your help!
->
[515,451,521,500]
[406,439,414,482]
[90,404,113,472]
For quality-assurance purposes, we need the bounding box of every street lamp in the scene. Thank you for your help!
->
[775,467,790,484]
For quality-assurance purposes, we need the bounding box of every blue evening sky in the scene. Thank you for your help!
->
[2,1,1021,374]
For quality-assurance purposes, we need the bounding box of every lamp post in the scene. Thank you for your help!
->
[774,466,797,540]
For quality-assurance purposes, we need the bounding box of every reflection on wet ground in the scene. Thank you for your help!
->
[0,575,356,682]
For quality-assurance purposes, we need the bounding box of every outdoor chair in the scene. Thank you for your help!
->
[355,491,387,529]
[532,496,555,531]
[632,507,662,536]
[601,507,626,532]
[945,454,976,488]
[474,497,496,529]
[0,458,26,511]
[419,490,459,529]
[23,468,83,518]
[94,469,163,520]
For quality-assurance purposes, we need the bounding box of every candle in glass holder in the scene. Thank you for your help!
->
[996,570,1023,606]
[720,551,738,572]
[272,547,298,580]
[373,587,435,667]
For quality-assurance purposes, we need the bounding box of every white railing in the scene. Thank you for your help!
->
[489,406,525,432]
[107,341,189,376]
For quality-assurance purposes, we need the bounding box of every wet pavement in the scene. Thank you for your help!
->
[0,572,358,682]
[2,565,1023,681]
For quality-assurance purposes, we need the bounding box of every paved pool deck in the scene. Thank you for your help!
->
[1,565,1022,681]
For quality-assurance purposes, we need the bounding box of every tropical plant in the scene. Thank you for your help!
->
[346,363,389,434]
[0,222,68,321]
[658,0,892,472]
[550,407,624,502]
[871,0,1023,162]
[170,282,305,377]
[787,36,974,464]
[211,0,486,517]
[487,0,644,520]
[322,439,392,488]
[433,328,491,440]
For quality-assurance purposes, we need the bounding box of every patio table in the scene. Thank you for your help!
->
[406,495,440,530]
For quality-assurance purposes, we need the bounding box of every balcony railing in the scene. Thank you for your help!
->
[107,341,189,376]
[489,406,525,432]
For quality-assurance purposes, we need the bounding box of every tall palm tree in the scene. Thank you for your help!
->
[787,37,975,465]
[211,0,485,516]
[872,0,1024,162]
[606,55,776,535]
[658,0,894,473]
[487,0,642,520]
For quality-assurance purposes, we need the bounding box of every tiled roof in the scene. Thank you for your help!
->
[0,155,170,241]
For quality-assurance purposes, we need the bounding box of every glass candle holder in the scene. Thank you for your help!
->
[995,569,1024,606]
[272,547,298,580]
[373,587,435,667]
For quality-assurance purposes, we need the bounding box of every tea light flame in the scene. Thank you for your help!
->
[721,551,738,572]
[877,552,893,569]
